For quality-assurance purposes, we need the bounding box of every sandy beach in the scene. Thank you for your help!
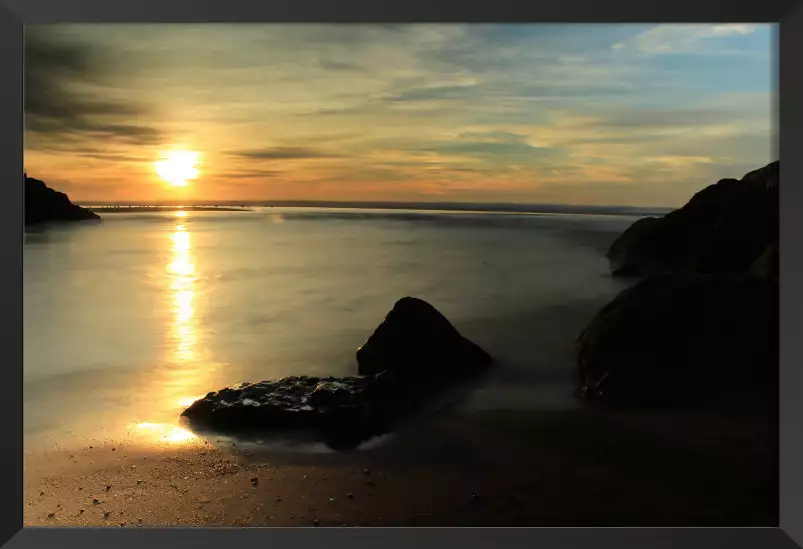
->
[24,407,777,527]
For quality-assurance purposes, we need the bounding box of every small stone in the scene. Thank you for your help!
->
[363,469,370,475]
[104,512,111,518]
[47,513,55,518]
[78,487,83,491]
[106,485,111,491]
[136,480,143,485]
[312,518,320,526]
[329,497,336,502]
[275,497,282,502]
[472,493,481,502]
[250,477,259,485]
[79,510,85,514]
[39,491,44,496]
[112,448,116,452]
[92,499,100,505]
[347,493,354,499]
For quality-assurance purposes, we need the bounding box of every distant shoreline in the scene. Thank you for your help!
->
[88,206,252,213]
[81,201,672,217]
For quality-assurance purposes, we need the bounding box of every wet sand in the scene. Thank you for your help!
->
[24,407,777,527]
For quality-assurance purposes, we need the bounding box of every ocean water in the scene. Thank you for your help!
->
[23,207,636,451]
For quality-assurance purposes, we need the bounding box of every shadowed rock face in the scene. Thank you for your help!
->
[577,161,779,409]
[182,298,492,449]
[182,373,413,449]
[607,161,778,278]
[25,175,101,225]
[576,274,778,408]
[357,296,492,381]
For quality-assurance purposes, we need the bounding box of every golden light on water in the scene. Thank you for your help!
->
[170,223,198,363]
[131,217,221,447]
[132,422,198,444]
[176,396,202,408]
[155,150,201,187]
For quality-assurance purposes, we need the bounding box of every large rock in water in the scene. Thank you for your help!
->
[25,175,101,225]
[356,297,492,381]
[607,161,778,277]
[182,298,492,448]
[576,273,778,408]
[182,373,411,448]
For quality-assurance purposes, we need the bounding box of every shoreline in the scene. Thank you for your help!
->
[86,206,252,213]
[25,406,777,527]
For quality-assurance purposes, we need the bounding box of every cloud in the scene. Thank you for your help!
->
[228,147,342,160]
[217,169,281,179]
[382,82,480,103]
[24,27,162,147]
[612,24,758,55]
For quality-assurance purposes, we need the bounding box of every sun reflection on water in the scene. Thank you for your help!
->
[131,215,219,446]
[131,422,198,444]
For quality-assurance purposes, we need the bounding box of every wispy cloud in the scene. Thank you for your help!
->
[25,27,163,148]
[24,24,774,206]
[228,147,342,160]
[612,24,758,55]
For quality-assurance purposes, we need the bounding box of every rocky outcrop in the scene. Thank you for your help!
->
[576,273,778,408]
[182,298,491,449]
[578,161,779,409]
[25,174,101,226]
[357,297,492,381]
[607,161,778,278]
[182,373,412,449]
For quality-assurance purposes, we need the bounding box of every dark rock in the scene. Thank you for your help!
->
[24,174,101,226]
[607,161,778,277]
[182,372,413,447]
[356,296,492,381]
[750,243,779,279]
[183,298,491,448]
[576,273,778,408]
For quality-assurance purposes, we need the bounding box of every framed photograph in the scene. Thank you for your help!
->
[2,1,800,548]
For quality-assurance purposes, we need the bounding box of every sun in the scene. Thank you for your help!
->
[155,150,201,187]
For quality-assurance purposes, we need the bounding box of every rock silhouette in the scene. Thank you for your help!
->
[576,273,778,408]
[182,298,491,448]
[357,296,492,381]
[578,161,779,409]
[25,175,101,226]
[607,161,778,278]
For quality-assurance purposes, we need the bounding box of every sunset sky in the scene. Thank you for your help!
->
[24,24,775,206]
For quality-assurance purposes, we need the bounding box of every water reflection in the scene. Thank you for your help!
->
[133,213,217,445]
[169,225,198,362]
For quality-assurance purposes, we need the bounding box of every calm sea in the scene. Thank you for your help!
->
[23,207,637,451]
